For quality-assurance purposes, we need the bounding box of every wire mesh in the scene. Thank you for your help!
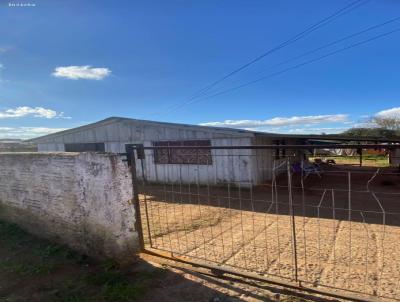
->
[135,146,400,301]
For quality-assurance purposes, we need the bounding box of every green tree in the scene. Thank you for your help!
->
[372,116,400,131]
[341,127,398,138]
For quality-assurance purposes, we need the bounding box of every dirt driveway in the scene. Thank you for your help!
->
[139,167,400,301]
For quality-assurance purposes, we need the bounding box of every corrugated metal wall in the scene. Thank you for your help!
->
[36,120,262,185]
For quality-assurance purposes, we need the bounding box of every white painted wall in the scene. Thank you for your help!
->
[0,152,138,263]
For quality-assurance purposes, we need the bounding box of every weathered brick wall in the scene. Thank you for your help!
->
[0,152,138,263]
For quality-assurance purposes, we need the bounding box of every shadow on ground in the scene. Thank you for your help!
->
[0,219,324,302]
[140,165,400,226]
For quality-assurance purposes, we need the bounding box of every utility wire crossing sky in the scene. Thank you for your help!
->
[0,0,399,139]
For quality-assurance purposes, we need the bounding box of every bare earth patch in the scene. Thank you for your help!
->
[139,168,400,301]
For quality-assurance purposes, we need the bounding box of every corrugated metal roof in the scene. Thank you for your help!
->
[27,116,400,143]
[27,116,264,143]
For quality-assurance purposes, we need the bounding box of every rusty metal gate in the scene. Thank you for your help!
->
[126,144,400,302]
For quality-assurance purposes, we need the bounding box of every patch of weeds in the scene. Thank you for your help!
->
[58,293,88,302]
[53,281,89,302]
[84,260,165,302]
[0,220,164,302]
[85,269,144,302]
[34,243,71,258]
[103,282,144,302]
[23,262,56,275]
[101,259,120,271]
[106,267,166,301]
[0,221,30,247]
[0,260,18,272]
[85,259,123,286]
[85,270,125,287]
[0,260,55,276]
[0,220,87,274]
[0,220,75,258]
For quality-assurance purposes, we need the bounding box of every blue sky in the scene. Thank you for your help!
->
[0,0,399,139]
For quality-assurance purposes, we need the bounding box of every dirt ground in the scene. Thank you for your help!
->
[139,165,400,301]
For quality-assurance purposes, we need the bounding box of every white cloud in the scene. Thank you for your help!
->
[0,106,67,119]
[286,127,349,134]
[52,65,111,80]
[0,47,10,53]
[200,114,348,128]
[376,107,400,119]
[0,126,67,139]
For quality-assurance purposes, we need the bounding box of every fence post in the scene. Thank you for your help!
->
[128,147,146,251]
[287,159,299,283]
[138,146,153,248]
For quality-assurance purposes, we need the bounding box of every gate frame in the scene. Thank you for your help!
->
[125,143,400,302]
[126,144,145,251]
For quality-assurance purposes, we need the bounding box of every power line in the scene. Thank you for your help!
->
[171,27,400,110]
[189,0,370,97]
[206,16,400,94]
[158,0,370,115]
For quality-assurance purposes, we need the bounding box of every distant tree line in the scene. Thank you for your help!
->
[0,140,37,152]
[340,116,400,139]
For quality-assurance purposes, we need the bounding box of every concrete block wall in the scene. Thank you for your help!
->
[0,152,138,263]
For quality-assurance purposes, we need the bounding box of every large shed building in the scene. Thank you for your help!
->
[30,117,400,185]
[30,117,305,185]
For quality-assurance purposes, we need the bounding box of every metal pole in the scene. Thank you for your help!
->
[287,160,299,282]
[347,171,352,288]
[129,149,146,251]
[124,143,400,151]
[139,147,153,248]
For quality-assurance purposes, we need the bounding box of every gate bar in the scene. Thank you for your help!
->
[122,143,400,150]
[143,248,382,302]
[128,149,145,251]
[287,160,299,282]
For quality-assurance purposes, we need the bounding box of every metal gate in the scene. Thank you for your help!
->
[126,144,400,302]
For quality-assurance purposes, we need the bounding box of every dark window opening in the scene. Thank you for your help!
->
[153,140,212,165]
[65,143,105,152]
[125,144,145,159]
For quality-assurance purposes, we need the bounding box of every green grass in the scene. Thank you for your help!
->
[0,260,55,275]
[309,154,390,167]
[0,220,165,302]
[0,220,82,277]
